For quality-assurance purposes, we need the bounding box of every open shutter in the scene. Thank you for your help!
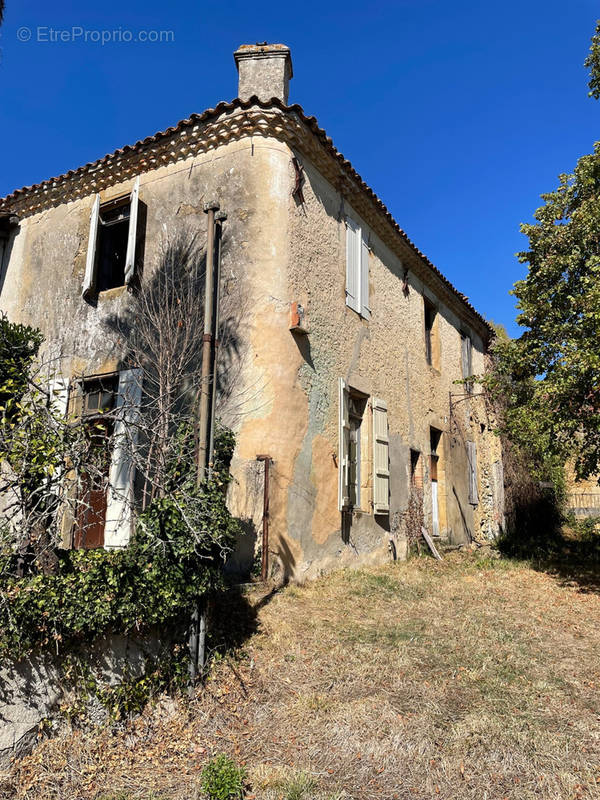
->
[372,397,389,514]
[345,217,360,313]
[467,440,479,505]
[48,378,75,546]
[338,378,350,510]
[104,368,143,548]
[124,176,140,286]
[48,377,70,417]
[360,230,371,319]
[82,194,100,299]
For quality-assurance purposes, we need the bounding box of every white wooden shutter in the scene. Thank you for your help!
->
[48,377,70,417]
[104,368,143,548]
[372,397,389,514]
[467,440,479,505]
[338,378,350,510]
[360,230,371,319]
[48,378,72,544]
[124,176,140,286]
[345,217,360,313]
[82,194,100,299]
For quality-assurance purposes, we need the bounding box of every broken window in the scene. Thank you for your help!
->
[61,369,143,550]
[345,214,370,319]
[97,202,130,292]
[82,177,141,299]
[73,375,118,549]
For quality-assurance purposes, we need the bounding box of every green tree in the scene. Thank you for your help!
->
[585,19,600,99]
[491,21,600,482]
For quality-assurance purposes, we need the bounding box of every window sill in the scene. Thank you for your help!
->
[98,286,127,301]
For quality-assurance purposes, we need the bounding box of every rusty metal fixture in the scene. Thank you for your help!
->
[256,455,272,581]
[291,156,305,203]
[402,268,410,297]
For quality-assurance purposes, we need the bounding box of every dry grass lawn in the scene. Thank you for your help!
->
[3,551,600,800]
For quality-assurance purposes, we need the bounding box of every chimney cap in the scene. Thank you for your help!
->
[233,43,293,103]
[233,42,293,79]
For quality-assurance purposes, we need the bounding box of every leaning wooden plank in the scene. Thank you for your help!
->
[421,526,442,560]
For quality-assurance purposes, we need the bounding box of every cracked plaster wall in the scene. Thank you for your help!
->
[1,132,503,582]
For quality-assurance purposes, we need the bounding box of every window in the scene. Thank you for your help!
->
[74,375,119,549]
[345,215,370,318]
[429,428,441,481]
[347,394,363,507]
[82,374,118,417]
[461,331,473,392]
[467,440,479,506]
[97,202,130,292]
[410,448,423,490]
[82,176,140,299]
[430,428,442,537]
[424,298,437,367]
[338,379,389,514]
[57,369,143,550]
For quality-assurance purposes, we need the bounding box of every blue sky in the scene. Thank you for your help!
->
[1,0,598,336]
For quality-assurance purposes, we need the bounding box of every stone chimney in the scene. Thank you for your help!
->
[233,43,293,104]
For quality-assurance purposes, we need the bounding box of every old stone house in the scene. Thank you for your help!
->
[0,43,504,579]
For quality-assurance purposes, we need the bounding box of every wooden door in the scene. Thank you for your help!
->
[73,421,112,549]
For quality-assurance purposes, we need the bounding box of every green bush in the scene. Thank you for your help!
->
[200,753,246,799]
[0,429,241,661]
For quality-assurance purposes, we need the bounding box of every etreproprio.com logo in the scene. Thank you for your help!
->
[16,26,175,44]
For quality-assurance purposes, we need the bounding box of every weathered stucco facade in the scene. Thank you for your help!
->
[0,43,503,579]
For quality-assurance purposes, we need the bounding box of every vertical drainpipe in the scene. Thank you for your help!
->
[190,201,219,691]
[196,202,219,485]
[207,210,227,480]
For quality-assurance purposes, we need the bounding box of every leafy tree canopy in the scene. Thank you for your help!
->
[492,118,600,480]
[585,19,600,99]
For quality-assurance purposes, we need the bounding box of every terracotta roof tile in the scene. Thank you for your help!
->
[0,96,492,337]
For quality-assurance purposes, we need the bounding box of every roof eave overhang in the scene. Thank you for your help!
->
[0,96,492,341]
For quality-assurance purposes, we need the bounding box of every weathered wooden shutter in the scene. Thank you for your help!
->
[461,333,473,383]
[47,378,75,546]
[467,440,478,505]
[124,176,140,286]
[82,194,100,299]
[104,368,143,548]
[372,397,389,514]
[345,217,360,313]
[360,230,371,319]
[48,377,70,417]
[338,377,350,510]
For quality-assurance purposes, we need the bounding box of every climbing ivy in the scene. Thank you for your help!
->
[0,427,240,661]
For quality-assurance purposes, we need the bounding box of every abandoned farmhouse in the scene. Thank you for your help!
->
[0,44,504,579]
